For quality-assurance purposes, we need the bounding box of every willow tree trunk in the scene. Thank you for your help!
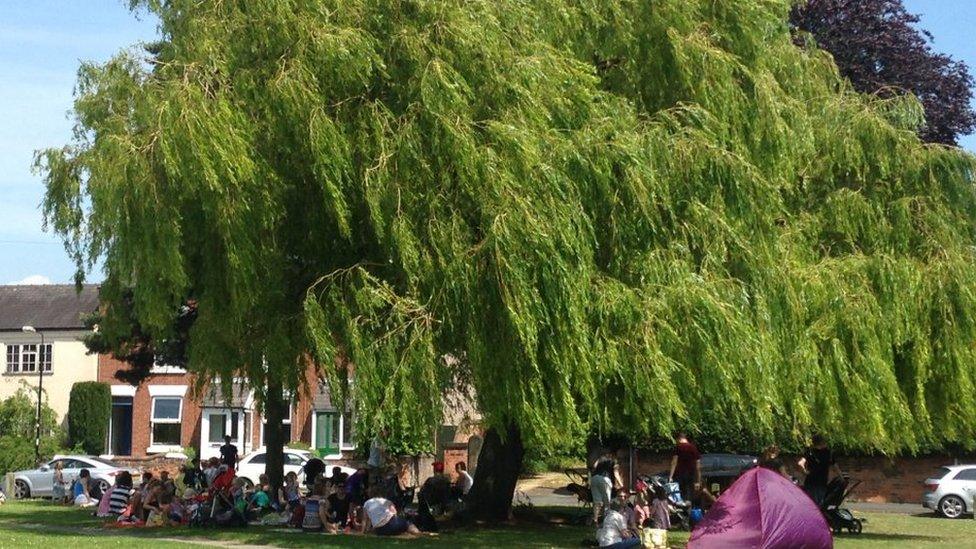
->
[264,379,286,496]
[465,424,524,522]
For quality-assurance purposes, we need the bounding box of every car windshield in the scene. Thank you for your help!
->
[87,457,123,468]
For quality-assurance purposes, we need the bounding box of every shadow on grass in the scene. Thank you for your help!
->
[1,501,594,548]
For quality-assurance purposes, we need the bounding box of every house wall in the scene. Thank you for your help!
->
[98,355,332,459]
[98,354,202,458]
[0,330,98,422]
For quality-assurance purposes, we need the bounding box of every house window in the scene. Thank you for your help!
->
[150,396,182,446]
[313,411,356,456]
[5,344,52,373]
[261,404,293,446]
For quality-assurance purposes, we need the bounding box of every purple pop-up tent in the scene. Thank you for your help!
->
[688,466,832,549]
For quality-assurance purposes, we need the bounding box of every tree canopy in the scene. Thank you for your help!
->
[40,0,976,472]
[791,0,976,145]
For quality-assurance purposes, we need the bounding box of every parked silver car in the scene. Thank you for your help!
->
[922,464,976,518]
[12,455,138,500]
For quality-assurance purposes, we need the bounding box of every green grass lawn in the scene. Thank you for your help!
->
[0,500,973,548]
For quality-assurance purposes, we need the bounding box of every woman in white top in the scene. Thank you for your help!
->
[361,485,420,536]
[455,462,474,496]
[596,498,640,549]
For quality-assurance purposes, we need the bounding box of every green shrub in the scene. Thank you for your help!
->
[0,436,63,476]
[67,382,111,455]
[0,385,60,439]
[286,441,312,452]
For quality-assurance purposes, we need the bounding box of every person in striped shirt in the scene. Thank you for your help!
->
[108,471,135,516]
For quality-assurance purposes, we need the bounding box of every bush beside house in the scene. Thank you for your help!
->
[0,387,63,475]
[67,382,111,456]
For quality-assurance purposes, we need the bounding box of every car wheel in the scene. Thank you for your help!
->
[14,480,30,499]
[848,519,863,534]
[95,479,111,496]
[939,495,966,519]
[240,477,254,490]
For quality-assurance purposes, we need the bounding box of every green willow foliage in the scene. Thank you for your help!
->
[39,0,976,455]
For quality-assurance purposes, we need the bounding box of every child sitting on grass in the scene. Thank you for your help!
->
[248,474,275,518]
[279,471,301,511]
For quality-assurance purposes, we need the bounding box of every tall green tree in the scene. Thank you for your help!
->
[40,0,976,518]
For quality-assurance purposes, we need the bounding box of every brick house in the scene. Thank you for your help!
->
[98,354,359,463]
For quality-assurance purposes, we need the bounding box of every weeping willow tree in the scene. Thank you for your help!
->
[39,0,976,518]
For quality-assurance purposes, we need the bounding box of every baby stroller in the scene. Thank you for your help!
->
[563,468,623,507]
[821,476,863,535]
[563,468,593,507]
[639,474,691,531]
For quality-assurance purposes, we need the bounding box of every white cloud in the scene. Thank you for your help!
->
[9,274,51,285]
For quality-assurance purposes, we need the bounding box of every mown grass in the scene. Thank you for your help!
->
[1,500,973,548]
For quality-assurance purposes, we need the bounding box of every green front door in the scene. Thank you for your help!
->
[315,411,340,456]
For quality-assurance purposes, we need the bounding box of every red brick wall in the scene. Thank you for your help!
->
[625,450,967,504]
[98,354,202,457]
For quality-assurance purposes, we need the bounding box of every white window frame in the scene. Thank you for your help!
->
[150,353,186,374]
[260,402,294,446]
[311,410,356,458]
[148,395,183,453]
[4,343,52,374]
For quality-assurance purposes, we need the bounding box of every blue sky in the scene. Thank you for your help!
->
[0,2,974,285]
[0,1,158,285]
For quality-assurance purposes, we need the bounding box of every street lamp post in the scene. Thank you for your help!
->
[21,326,44,465]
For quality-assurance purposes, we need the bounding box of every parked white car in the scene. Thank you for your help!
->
[12,455,139,499]
[235,448,355,489]
[922,464,976,518]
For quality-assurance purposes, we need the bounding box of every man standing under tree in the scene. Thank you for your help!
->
[798,434,843,506]
[668,433,701,505]
[220,435,239,471]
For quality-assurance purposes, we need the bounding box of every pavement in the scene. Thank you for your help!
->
[517,484,931,516]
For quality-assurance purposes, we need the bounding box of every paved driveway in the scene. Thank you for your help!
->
[519,486,930,516]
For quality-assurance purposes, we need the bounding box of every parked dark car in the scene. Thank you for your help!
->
[655,453,757,496]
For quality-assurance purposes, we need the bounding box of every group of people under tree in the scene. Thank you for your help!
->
[48,425,475,539]
[589,432,843,548]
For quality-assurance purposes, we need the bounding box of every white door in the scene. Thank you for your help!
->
[200,408,245,461]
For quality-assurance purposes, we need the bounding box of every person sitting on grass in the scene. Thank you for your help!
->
[183,457,207,491]
[303,457,326,492]
[143,484,173,526]
[361,485,420,537]
[301,477,337,533]
[73,469,95,507]
[632,488,650,530]
[248,474,275,518]
[108,471,135,516]
[159,470,177,495]
[596,496,639,549]
[419,461,453,515]
[137,472,154,499]
[279,471,301,511]
[326,482,351,530]
[328,466,349,488]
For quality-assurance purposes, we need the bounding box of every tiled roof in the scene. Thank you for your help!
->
[0,284,99,332]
